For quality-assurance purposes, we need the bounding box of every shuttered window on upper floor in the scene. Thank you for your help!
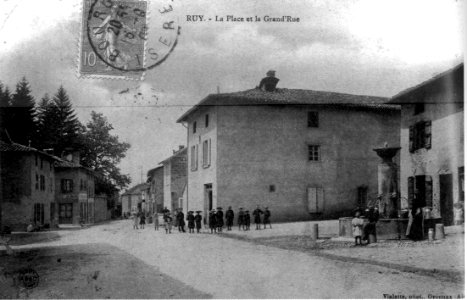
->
[202,139,211,168]
[190,145,198,171]
[409,121,431,152]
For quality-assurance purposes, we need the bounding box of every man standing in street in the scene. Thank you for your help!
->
[253,205,263,230]
[225,206,234,231]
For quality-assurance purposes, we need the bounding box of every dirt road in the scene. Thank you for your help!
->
[4,220,464,298]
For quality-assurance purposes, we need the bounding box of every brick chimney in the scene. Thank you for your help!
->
[71,151,80,165]
[62,149,81,165]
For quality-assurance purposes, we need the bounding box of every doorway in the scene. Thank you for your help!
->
[440,174,454,226]
[204,184,213,224]
[59,203,73,224]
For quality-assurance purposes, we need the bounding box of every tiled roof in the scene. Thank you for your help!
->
[0,140,58,160]
[159,147,187,164]
[177,88,398,122]
[147,165,163,177]
[122,183,149,195]
[389,63,464,104]
[0,140,96,175]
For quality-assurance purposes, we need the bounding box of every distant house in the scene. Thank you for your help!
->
[120,183,149,216]
[54,150,97,225]
[388,63,464,225]
[0,140,59,231]
[160,147,187,212]
[147,165,164,213]
[177,88,401,222]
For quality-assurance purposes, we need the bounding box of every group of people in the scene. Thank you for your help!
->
[131,205,272,234]
[351,207,379,246]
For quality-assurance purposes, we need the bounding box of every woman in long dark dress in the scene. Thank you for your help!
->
[408,207,424,240]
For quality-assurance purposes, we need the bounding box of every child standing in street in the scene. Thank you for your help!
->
[352,211,364,246]
[454,202,464,225]
[132,212,139,230]
[153,212,159,231]
[187,211,195,233]
[164,214,173,234]
[139,213,146,229]
[209,209,217,234]
[195,211,203,233]
[244,210,251,231]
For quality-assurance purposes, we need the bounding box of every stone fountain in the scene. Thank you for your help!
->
[339,145,410,240]
[373,146,401,218]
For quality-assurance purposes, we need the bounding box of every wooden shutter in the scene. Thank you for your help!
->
[424,121,432,149]
[408,177,414,207]
[409,125,414,153]
[208,139,211,165]
[196,145,198,169]
[425,176,433,207]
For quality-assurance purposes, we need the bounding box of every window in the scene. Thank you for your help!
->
[40,158,43,170]
[40,175,45,191]
[193,121,197,134]
[308,145,320,161]
[190,145,198,171]
[35,154,38,166]
[408,175,432,208]
[357,185,368,208]
[35,173,39,190]
[308,111,319,128]
[205,114,209,128]
[61,179,73,193]
[307,187,324,213]
[409,121,431,152]
[269,185,276,192]
[414,103,425,115]
[202,139,211,167]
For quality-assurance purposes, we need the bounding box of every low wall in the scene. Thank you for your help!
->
[339,217,410,240]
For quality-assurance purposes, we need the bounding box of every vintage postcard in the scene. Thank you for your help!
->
[0,0,464,299]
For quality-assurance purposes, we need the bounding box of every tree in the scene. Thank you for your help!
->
[80,111,131,195]
[0,83,12,141]
[52,86,82,154]
[35,86,82,154]
[9,77,36,145]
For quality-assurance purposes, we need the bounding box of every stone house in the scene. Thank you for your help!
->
[120,183,149,216]
[147,165,164,213]
[177,88,401,222]
[388,63,464,225]
[160,147,187,212]
[0,140,59,231]
[54,151,96,225]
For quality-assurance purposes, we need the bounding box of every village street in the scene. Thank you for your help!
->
[1,220,464,299]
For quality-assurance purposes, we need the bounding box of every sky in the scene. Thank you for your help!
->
[0,0,464,187]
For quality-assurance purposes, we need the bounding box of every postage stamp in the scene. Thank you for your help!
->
[79,0,180,80]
